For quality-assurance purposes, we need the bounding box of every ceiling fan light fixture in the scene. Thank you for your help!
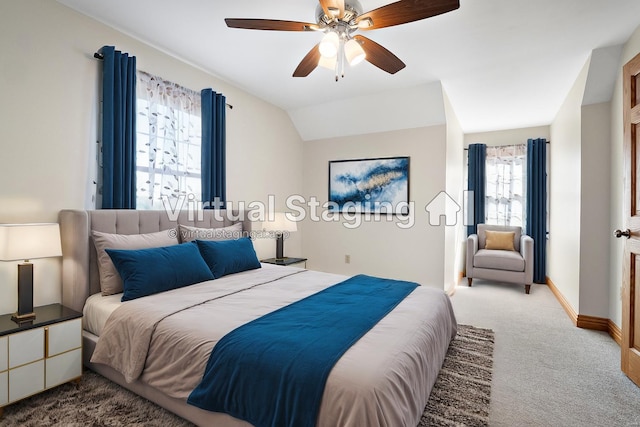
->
[319,31,339,58]
[345,39,366,66]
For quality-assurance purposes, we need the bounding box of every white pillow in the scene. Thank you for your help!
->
[178,222,243,243]
[92,229,179,295]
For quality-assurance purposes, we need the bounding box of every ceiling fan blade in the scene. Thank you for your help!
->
[356,0,459,30]
[293,44,322,77]
[354,35,406,74]
[225,18,318,32]
[318,0,345,19]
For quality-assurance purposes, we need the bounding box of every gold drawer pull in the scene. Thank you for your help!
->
[44,327,49,358]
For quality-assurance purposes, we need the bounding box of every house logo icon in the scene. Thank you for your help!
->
[425,191,461,226]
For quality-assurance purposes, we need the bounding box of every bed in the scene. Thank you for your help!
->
[59,209,457,427]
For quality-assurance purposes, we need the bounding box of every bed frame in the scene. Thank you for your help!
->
[59,209,454,427]
[59,209,254,427]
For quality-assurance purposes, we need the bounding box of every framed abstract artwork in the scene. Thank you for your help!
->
[328,156,410,215]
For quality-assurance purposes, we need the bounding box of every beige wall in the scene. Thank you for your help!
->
[301,126,448,289]
[443,91,465,292]
[548,58,589,313]
[579,102,612,318]
[547,61,614,320]
[546,22,640,326]
[609,24,640,327]
[0,0,303,314]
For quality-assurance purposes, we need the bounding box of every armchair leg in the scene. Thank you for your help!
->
[525,284,531,294]
[467,277,472,287]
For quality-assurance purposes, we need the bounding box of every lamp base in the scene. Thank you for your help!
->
[275,233,285,260]
[13,262,35,324]
[11,311,36,323]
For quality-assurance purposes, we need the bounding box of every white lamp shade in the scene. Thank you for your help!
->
[345,39,366,66]
[0,223,62,261]
[319,31,339,58]
[262,213,298,233]
[319,54,337,70]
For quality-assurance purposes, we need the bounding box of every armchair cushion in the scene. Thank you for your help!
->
[478,224,521,252]
[473,249,525,272]
[485,230,516,251]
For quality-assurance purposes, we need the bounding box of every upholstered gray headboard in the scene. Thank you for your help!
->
[59,209,253,312]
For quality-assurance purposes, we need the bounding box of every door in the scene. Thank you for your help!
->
[621,52,640,387]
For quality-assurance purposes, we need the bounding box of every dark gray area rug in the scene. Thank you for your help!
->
[420,324,494,426]
[1,324,493,427]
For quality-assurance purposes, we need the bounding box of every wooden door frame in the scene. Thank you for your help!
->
[622,51,640,384]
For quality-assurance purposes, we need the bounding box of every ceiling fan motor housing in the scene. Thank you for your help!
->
[315,0,363,26]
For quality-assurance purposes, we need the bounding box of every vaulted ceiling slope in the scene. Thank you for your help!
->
[57,0,640,140]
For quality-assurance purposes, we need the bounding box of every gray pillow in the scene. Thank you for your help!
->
[92,229,179,295]
[178,223,243,243]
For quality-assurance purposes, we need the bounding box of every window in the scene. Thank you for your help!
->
[466,141,550,234]
[484,145,527,228]
[136,71,201,209]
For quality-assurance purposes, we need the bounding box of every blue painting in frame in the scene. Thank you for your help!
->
[328,157,410,215]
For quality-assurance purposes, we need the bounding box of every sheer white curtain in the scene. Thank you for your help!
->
[136,71,202,209]
[485,144,527,228]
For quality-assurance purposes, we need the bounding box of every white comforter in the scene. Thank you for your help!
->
[91,265,457,427]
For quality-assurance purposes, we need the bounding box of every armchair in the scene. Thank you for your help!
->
[466,224,534,294]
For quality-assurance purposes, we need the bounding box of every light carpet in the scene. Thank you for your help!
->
[1,324,493,427]
[451,281,640,426]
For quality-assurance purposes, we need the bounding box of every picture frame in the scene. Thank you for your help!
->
[328,156,410,215]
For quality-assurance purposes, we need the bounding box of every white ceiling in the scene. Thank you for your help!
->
[58,0,640,139]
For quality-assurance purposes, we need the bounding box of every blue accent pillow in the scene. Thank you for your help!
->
[106,242,214,302]
[195,237,261,279]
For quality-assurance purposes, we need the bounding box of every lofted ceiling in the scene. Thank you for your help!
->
[57,0,640,140]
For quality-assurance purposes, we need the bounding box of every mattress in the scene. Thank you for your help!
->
[83,291,123,336]
[89,265,457,426]
[82,263,286,336]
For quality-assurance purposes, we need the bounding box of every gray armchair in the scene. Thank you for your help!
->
[466,224,534,294]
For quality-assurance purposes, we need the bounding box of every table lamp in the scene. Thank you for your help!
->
[262,213,297,260]
[0,223,62,322]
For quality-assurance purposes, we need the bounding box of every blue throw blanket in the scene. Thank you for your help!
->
[187,274,418,427]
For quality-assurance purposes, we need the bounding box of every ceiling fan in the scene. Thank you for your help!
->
[225,0,460,81]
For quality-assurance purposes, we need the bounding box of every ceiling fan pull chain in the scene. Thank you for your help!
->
[339,38,346,80]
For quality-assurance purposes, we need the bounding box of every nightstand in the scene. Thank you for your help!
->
[261,257,308,268]
[0,303,82,417]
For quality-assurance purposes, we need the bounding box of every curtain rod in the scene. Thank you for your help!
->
[93,52,233,109]
[463,141,550,150]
